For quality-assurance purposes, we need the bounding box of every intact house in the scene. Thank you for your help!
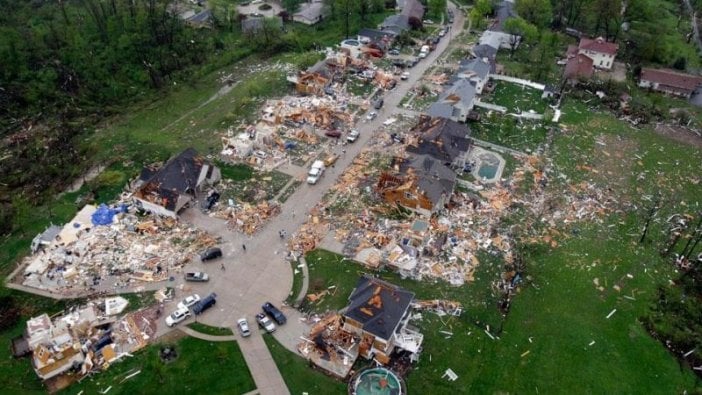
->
[132,148,220,218]
[377,116,471,216]
[574,37,618,70]
[638,68,702,99]
[380,0,424,33]
[293,0,329,25]
[428,78,477,122]
[563,53,594,84]
[478,1,520,50]
[341,275,423,364]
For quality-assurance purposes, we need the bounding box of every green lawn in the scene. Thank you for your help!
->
[486,81,548,114]
[470,111,549,153]
[264,334,347,395]
[186,322,234,336]
[62,337,254,394]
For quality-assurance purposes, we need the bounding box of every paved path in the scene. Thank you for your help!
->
[178,326,238,341]
[292,257,309,306]
[238,331,290,395]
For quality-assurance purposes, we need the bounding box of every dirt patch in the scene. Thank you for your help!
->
[653,124,702,148]
[157,329,187,344]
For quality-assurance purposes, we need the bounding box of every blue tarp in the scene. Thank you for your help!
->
[91,204,117,226]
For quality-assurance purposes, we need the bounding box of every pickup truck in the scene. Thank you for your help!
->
[306,160,326,185]
[184,272,209,282]
[347,129,360,143]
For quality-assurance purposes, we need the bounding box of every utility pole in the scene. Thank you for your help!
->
[639,196,660,244]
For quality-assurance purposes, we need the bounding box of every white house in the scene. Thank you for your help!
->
[576,37,618,70]
[292,1,328,25]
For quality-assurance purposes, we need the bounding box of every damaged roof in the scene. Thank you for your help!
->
[428,79,476,119]
[343,275,414,341]
[407,116,471,163]
[401,154,457,207]
[137,148,206,210]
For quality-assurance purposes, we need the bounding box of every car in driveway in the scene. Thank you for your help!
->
[237,318,251,337]
[165,306,191,327]
[192,293,217,315]
[177,294,201,310]
[262,302,286,325]
[366,111,377,121]
[256,313,276,333]
[400,71,410,80]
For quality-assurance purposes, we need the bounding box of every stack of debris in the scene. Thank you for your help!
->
[22,204,214,295]
[220,201,281,235]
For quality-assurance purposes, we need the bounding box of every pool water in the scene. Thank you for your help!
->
[353,368,403,395]
[478,163,498,179]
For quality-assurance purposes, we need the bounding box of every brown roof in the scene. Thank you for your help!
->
[640,68,702,94]
[579,37,618,55]
[564,54,594,80]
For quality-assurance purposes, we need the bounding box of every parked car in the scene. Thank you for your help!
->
[237,318,251,337]
[366,111,377,121]
[325,130,342,138]
[262,302,287,325]
[165,306,191,327]
[401,71,410,80]
[387,48,400,56]
[256,313,276,333]
[373,98,384,109]
[423,19,434,25]
[200,247,222,262]
[177,294,201,310]
[347,129,360,143]
[184,272,209,282]
[439,28,447,37]
[192,293,217,315]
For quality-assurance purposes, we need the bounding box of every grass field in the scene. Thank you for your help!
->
[186,322,234,336]
[470,111,549,153]
[487,82,549,114]
[264,334,347,395]
[61,337,254,394]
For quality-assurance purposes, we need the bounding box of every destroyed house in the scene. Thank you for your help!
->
[406,116,472,169]
[377,154,457,216]
[134,148,220,218]
[342,276,422,363]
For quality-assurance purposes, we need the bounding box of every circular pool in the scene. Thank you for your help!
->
[350,367,405,395]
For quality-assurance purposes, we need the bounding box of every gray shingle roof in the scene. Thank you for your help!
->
[401,154,457,207]
[138,148,206,211]
[344,276,414,341]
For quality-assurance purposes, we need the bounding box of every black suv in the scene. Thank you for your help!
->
[200,247,222,262]
[192,293,217,315]
[262,302,286,325]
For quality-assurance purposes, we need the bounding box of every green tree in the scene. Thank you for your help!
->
[283,0,302,13]
[470,0,492,30]
[516,0,552,29]
[427,0,447,21]
[503,17,538,57]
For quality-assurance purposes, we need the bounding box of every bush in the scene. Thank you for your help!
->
[259,3,272,11]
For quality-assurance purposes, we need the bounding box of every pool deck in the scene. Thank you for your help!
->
[468,146,505,184]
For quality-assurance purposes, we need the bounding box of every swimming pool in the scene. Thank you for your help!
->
[351,367,404,395]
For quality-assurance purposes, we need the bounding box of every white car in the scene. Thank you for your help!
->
[366,111,377,121]
[256,313,276,333]
[237,318,251,337]
[177,294,201,310]
[347,129,360,143]
[165,306,191,327]
[400,71,410,80]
